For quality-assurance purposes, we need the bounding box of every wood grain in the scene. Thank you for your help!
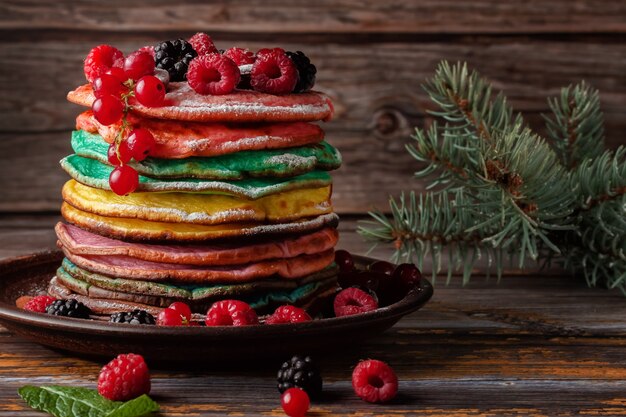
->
[1,0,625,35]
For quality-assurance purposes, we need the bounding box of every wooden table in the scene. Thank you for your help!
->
[1,216,626,416]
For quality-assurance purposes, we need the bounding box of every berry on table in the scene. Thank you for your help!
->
[46,299,91,319]
[110,310,156,325]
[187,54,241,95]
[224,47,256,66]
[205,300,258,326]
[123,51,155,81]
[92,95,124,126]
[334,250,354,274]
[167,301,192,323]
[156,308,184,326]
[188,32,218,56]
[266,305,312,325]
[109,165,139,196]
[98,353,150,401]
[107,142,133,166]
[351,359,398,403]
[277,355,322,398]
[92,74,127,98]
[84,44,124,83]
[134,75,165,107]
[281,387,310,417]
[154,39,197,81]
[250,49,298,94]
[333,287,378,317]
[126,128,156,161]
[23,295,57,313]
[286,51,316,93]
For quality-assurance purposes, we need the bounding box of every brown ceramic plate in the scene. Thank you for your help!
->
[0,251,433,363]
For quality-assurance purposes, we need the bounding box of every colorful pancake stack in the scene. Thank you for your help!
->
[49,37,342,318]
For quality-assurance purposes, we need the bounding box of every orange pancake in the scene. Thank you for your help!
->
[76,111,325,159]
[67,83,334,123]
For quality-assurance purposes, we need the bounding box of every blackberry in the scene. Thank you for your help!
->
[277,355,322,398]
[46,299,91,319]
[286,51,316,93]
[154,39,197,81]
[110,310,156,325]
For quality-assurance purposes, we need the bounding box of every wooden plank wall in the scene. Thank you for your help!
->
[0,0,625,214]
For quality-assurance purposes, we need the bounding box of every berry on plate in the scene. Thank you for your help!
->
[352,359,398,403]
[46,299,91,319]
[156,307,184,326]
[98,353,150,401]
[187,54,241,95]
[277,355,322,398]
[110,310,156,325]
[109,165,139,196]
[265,305,312,325]
[92,74,127,99]
[205,300,258,326]
[134,75,165,107]
[167,301,192,323]
[224,47,255,66]
[333,287,378,317]
[250,49,297,95]
[188,32,218,56]
[123,51,155,81]
[23,295,57,313]
[286,51,316,93]
[92,95,124,126]
[281,387,310,417]
[126,128,156,162]
[154,39,197,81]
[393,263,422,293]
[84,44,124,83]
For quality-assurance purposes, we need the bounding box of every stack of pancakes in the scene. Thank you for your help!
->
[49,82,341,317]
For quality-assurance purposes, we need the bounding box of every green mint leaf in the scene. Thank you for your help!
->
[105,395,159,417]
[18,385,117,417]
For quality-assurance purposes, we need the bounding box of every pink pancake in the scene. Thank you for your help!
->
[56,222,338,266]
[62,248,335,284]
[75,111,325,159]
[67,83,333,123]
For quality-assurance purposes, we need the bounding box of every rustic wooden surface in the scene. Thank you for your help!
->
[1,1,625,213]
[0,216,626,416]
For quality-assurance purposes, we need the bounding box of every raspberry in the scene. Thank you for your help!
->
[250,49,297,95]
[98,353,150,401]
[286,51,316,92]
[334,250,354,274]
[281,388,310,417]
[277,355,322,398]
[205,300,258,326]
[187,54,240,96]
[46,299,91,319]
[23,295,56,313]
[137,45,155,58]
[188,32,218,56]
[266,305,312,325]
[84,45,124,83]
[333,287,378,317]
[224,47,255,66]
[351,359,398,403]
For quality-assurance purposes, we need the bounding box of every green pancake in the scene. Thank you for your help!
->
[61,154,332,198]
[71,130,342,180]
[59,258,338,302]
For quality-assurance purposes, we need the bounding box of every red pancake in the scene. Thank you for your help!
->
[56,222,338,266]
[62,248,335,284]
[68,83,333,123]
[76,111,325,159]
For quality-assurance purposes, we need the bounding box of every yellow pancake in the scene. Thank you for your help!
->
[62,180,332,225]
[61,203,339,242]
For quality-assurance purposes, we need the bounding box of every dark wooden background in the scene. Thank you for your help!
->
[0,0,625,215]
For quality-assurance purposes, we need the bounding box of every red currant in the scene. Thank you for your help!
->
[126,128,156,161]
[334,250,354,274]
[92,95,124,126]
[106,67,128,83]
[134,75,165,107]
[168,302,192,323]
[93,74,127,98]
[281,388,310,417]
[124,51,155,81]
[107,142,133,165]
[109,165,139,196]
[156,308,184,326]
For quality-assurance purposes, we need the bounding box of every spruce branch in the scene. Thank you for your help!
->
[359,61,624,293]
